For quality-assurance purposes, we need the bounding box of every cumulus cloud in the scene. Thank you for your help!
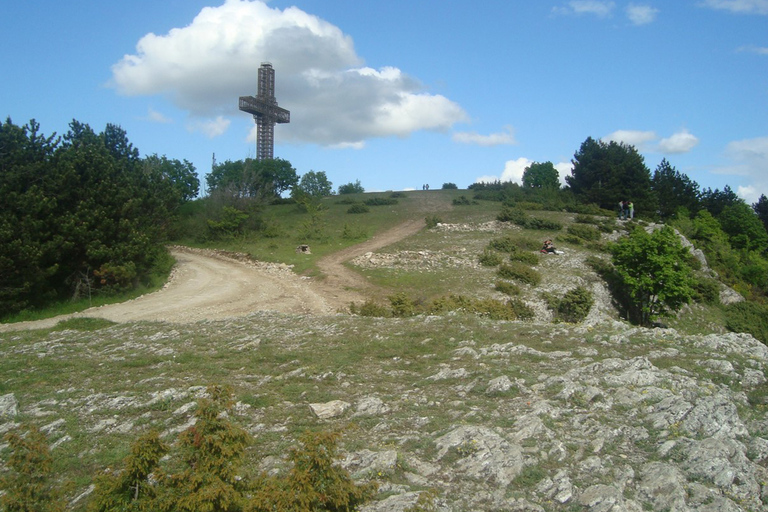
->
[187,116,231,138]
[603,130,657,150]
[452,126,517,146]
[659,129,700,153]
[626,4,660,25]
[475,157,533,185]
[699,0,768,15]
[737,44,768,54]
[714,136,768,203]
[554,161,573,187]
[144,107,172,124]
[553,1,616,17]
[110,0,467,145]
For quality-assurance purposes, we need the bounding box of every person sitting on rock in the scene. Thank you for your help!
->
[541,240,556,254]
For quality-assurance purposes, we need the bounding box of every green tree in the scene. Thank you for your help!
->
[718,201,768,252]
[143,154,199,203]
[522,161,560,189]
[651,158,701,220]
[338,179,365,194]
[206,158,297,199]
[700,185,739,217]
[0,425,66,512]
[611,226,694,326]
[294,170,333,197]
[565,137,654,214]
[752,194,768,234]
[89,431,168,512]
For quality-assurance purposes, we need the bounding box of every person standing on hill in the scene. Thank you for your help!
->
[628,201,634,219]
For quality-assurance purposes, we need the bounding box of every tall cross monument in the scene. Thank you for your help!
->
[239,63,290,160]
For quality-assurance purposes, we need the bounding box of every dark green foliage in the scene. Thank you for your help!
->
[207,157,296,199]
[249,431,377,512]
[723,301,768,344]
[389,292,419,317]
[497,207,561,230]
[425,215,443,229]
[497,262,542,286]
[523,217,562,230]
[294,170,333,198]
[337,179,365,195]
[479,249,503,267]
[347,203,370,214]
[691,275,720,305]
[363,197,398,206]
[487,236,519,253]
[441,182,458,189]
[509,249,538,265]
[0,118,185,316]
[89,431,169,511]
[522,161,560,189]
[565,137,655,214]
[566,223,601,242]
[753,194,768,234]
[0,425,66,512]
[390,191,407,198]
[551,286,595,323]
[495,280,521,296]
[143,154,199,203]
[700,185,740,217]
[651,159,701,220]
[717,201,768,252]
[611,226,694,325]
[452,195,475,205]
[341,223,367,240]
[349,299,392,317]
[207,206,250,240]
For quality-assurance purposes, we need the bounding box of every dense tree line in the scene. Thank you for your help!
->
[0,118,198,316]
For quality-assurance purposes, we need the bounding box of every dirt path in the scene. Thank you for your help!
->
[0,217,429,332]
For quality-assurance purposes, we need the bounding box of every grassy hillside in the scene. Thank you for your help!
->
[2,189,766,511]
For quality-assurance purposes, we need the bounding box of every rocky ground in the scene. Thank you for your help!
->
[1,219,767,511]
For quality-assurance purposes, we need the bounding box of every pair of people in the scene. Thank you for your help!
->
[619,200,634,220]
[541,239,562,254]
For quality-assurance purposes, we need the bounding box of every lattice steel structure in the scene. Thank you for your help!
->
[239,63,290,160]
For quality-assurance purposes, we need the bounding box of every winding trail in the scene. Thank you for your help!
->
[0,216,430,332]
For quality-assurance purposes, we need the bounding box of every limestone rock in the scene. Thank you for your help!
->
[309,400,350,419]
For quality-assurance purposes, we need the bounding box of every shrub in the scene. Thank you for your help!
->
[495,280,521,296]
[364,197,398,206]
[487,235,519,253]
[347,203,370,214]
[524,217,562,230]
[389,292,418,317]
[425,215,443,229]
[452,195,473,205]
[509,249,538,265]
[554,286,595,323]
[479,249,503,267]
[691,275,720,305]
[724,301,768,344]
[567,223,601,241]
[442,182,458,189]
[349,299,391,317]
[338,179,365,194]
[390,191,407,198]
[497,262,542,286]
[341,223,367,240]
[0,425,66,512]
[497,206,527,224]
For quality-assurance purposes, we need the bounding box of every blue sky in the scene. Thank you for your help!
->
[2,0,767,202]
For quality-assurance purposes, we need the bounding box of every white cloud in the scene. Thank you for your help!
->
[144,107,172,124]
[699,0,768,15]
[110,0,467,146]
[626,4,660,25]
[452,126,517,146]
[603,130,657,150]
[737,44,768,55]
[659,129,700,154]
[187,116,231,138]
[475,157,533,185]
[554,161,573,187]
[713,136,768,202]
[553,1,616,17]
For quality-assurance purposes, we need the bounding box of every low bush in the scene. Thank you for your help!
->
[509,249,538,265]
[347,203,370,214]
[390,191,407,198]
[495,280,521,296]
[425,215,443,229]
[487,236,518,253]
[497,262,542,286]
[724,301,768,344]
[566,223,601,241]
[497,206,528,224]
[691,275,720,305]
[364,197,398,206]
[524,217,562,230]
[452,195,475,206]
[389,292,419,317]
[442,182,458,189]
[349,299,391,317]
[553,286,595,323]
[479,249,503,267]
